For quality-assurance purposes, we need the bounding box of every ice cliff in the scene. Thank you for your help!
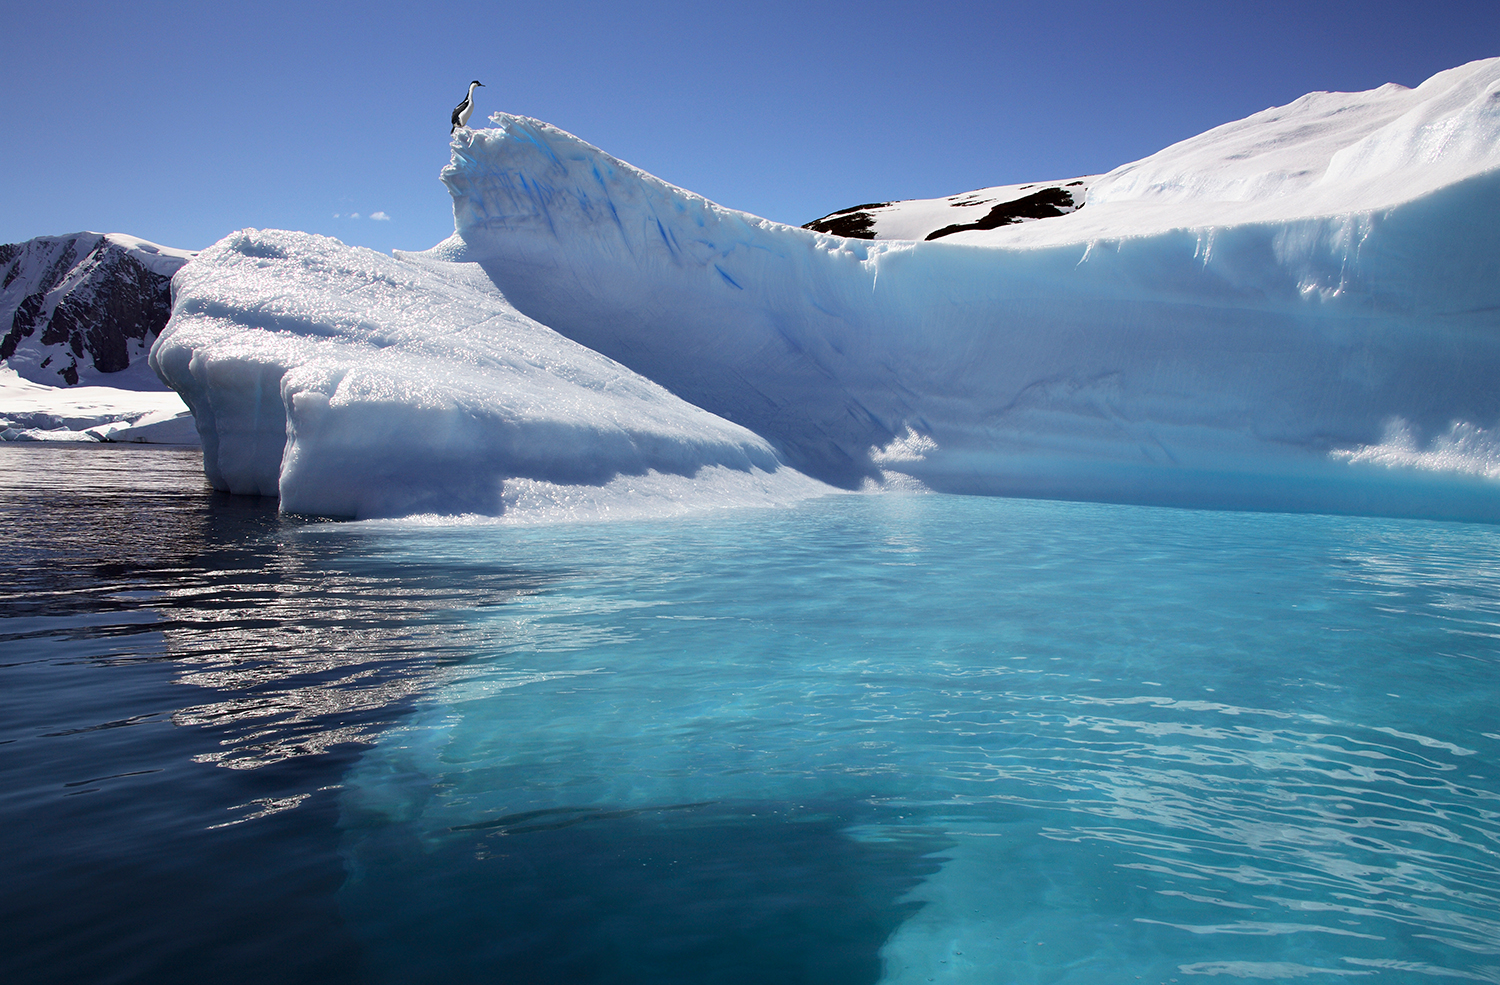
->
[2,233,192,389]
[155,57,1500,521]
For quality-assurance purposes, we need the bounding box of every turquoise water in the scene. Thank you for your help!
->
[336,495,1500,984]
[4,446,1500,983]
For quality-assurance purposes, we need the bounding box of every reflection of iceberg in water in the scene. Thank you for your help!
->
[336,496,1500,984]
[0,444,558,781]
[1,445,555,977]
[156,520,560,775]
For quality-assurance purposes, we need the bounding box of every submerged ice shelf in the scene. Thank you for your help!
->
[153,57,1500,520]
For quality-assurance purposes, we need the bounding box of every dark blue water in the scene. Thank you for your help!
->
[5,445,1500,984]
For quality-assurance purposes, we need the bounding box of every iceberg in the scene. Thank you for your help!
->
[153,58,1500,521]
[432,57,1500,519]
[150,230,826,519]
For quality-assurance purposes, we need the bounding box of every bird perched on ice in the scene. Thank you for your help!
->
[451,80,485,133]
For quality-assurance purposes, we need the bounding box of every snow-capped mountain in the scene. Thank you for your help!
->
[802,177,1096,241]
[1,233,193,389]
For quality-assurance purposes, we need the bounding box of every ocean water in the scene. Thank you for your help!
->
[4,444,1500,984]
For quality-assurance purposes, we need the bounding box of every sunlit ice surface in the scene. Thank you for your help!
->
[335,493,1500,984]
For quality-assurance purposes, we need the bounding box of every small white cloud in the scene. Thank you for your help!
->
[349,212,361,220]
[369,211,391,221]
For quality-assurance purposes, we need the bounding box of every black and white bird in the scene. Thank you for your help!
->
[450,80,485,133]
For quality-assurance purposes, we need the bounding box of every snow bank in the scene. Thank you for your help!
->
[0,366,195,443]
[151,230,826,519]
[432,58,1500,520]
[1073,63,1500,237]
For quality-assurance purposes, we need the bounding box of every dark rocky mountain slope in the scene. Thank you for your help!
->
[1,233,193,389]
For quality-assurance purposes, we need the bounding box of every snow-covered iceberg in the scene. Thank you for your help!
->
[432,57,1500,519]
[151,58,1500,521]
[150,230,826,519]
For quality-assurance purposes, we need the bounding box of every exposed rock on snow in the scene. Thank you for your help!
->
[802,178,1093,241]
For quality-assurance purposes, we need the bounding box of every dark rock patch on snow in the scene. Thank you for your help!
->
[924,186,1079,241]
[801,202,891,239]
[802,177,1095,243]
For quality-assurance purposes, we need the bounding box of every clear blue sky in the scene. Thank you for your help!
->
[2,0,1496,253]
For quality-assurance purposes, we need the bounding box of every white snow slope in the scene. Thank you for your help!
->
[418,57,1500,521]
[150,230,827,520]
[0,366,195,444]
